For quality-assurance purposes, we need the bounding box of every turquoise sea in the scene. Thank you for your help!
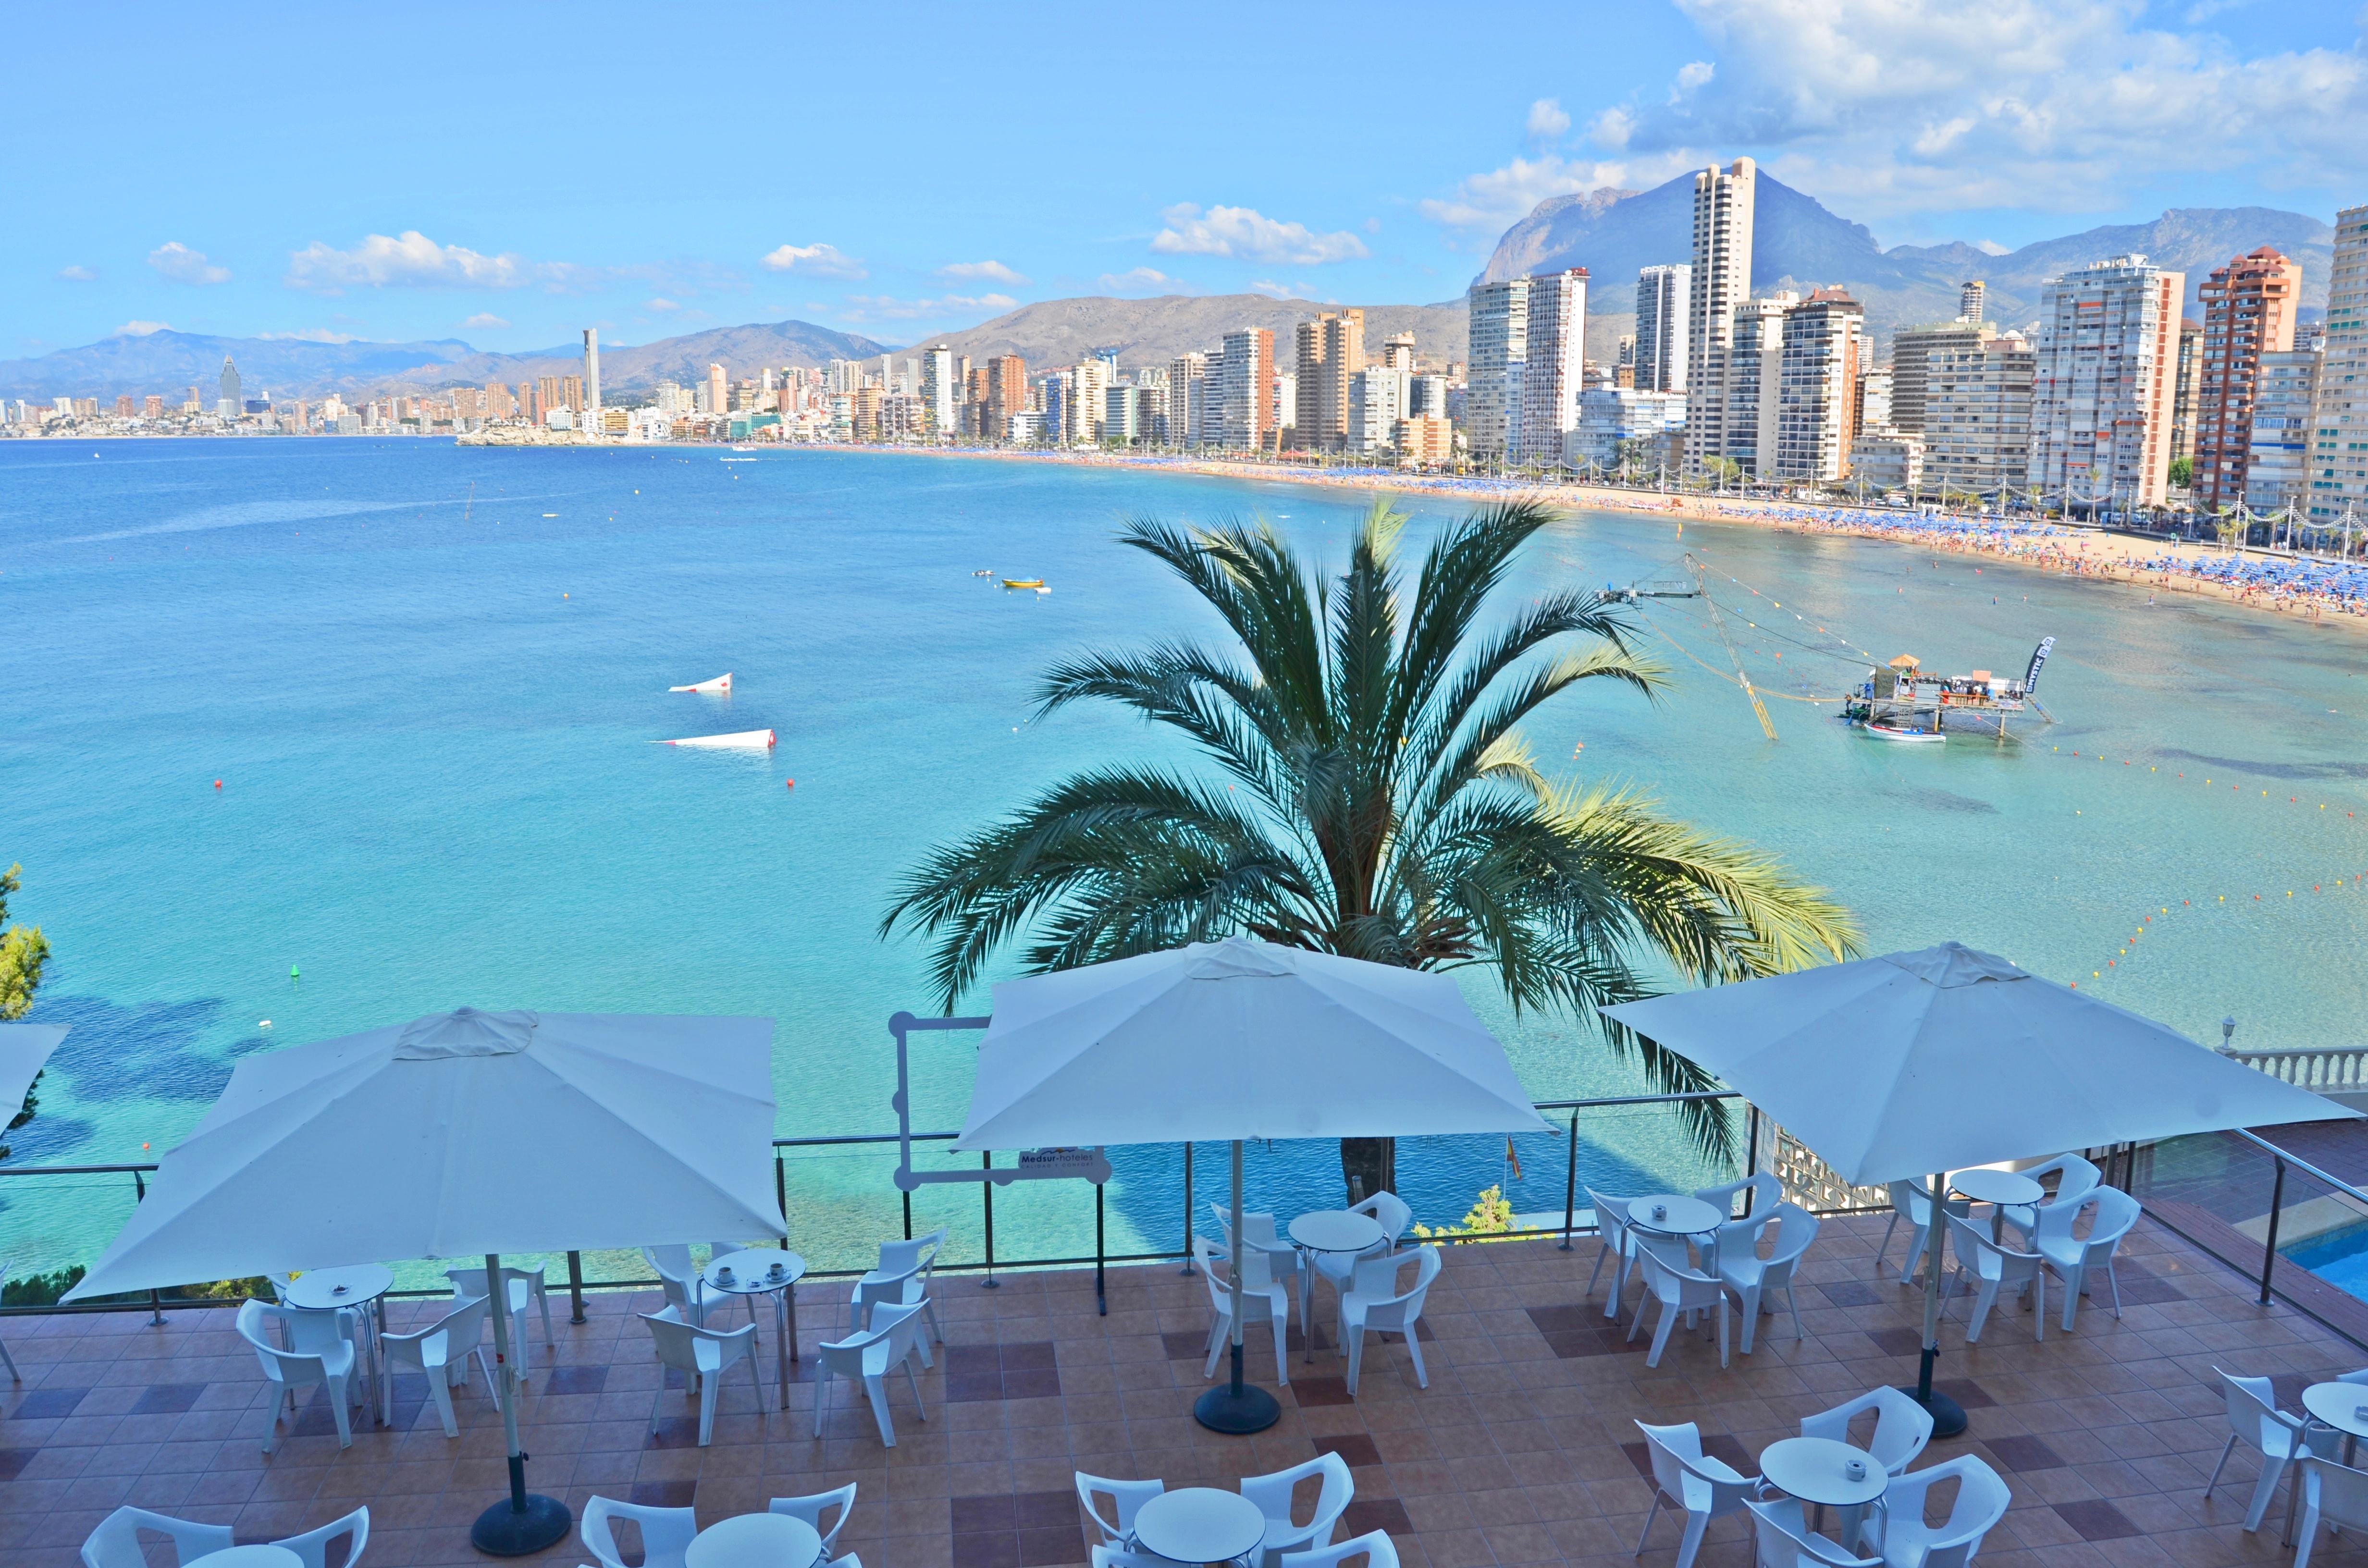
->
[6,439,2368,1285]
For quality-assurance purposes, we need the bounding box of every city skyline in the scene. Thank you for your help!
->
[6,1,2361,356]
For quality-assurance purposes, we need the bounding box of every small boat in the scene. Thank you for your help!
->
[972,570,994,578]
[658,729,775,749]
[1860,722,1944,744]
[1002,578,1045,589]
[669,673,732,694]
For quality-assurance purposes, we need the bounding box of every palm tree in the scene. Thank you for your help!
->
[882,499,1860,1197]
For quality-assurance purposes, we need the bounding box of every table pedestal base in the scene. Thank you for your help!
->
[1899,1384,1967,1439]
[1196,1341,1281,1435]
[470,1489,570,1556]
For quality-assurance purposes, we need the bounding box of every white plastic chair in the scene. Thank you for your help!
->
[1278,1531,1399,1568]
[1194,1234,1291,1386]
[446,1262,554,1382]
[770,1483,858,1562]
[2294,1456,2368,1568]
[813,1297,930,1447]
[1876,1179,1938,1281]
[1633,1420,1755,1568]
[1212,1203,1309,1332]
[851,1227,947,1354]
[1307,1192,1410,1338]
[1339,1245,1441,1395]
[79,1506,234,1568]
[638,1304,762,1447]
[378,1291,496,1435]
[1241,1451,1353,1568]
[1717,1203,1820,1354]
[1627,1247,1730,1369]
[643,1244,711,1329]
[1092,1547,1165,1568]
[1942,1212,2047,1342]
[0,1256,18,1381]
[2204,1368,2321,1533]
[1075,1472,1164,1549]
[1998,1153,2101,1245]
[1583,1188,1640,1316]
[1850,1456,2008,1568]
[236,1298,360,1452]
[581,1495,698,1568]
[1696,1172,1785,1255]
[2033,1187,2141,1331]
[1743,1495,1881,1568]
[1800,1386,1933,1479]
[706,1240,769,1331]
[271,1505,370,1568]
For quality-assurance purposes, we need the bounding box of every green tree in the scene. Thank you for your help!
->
[882,501,1859,1196]
[2168,455,2195,490]
[1,863,52,1160]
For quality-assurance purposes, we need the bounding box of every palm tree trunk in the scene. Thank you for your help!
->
[1340,1138,1396,1205]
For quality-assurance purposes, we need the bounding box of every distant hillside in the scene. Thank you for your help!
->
[416,319,894,396]
[905,294,1470,372]
[1482,172,2333,343]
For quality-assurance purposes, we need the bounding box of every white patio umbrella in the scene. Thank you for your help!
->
[0,1023,70,1139]
[1603,941,2355,1433]
[66,1006,782,1555]
[953,937,1548,1432]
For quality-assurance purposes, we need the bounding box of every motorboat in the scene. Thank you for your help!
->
[658,730,775,749]
[668,674,732,694]
[1002,578,1046,589]
[1858,721,1944,744]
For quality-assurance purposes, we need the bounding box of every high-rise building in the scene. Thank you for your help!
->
[1517,269,1589,466]
[1380,332,1417,372]
[217,355,242,419]
[1774,287,1865,482]
[1849,431,1923,493]
[2308,204,2368,524]
[707,363,728,418]
[583,329,602,426]
[1466,278,1529,463]
[1722,293,1796,478]
[1068,358,1111,444]
[1291,309,1363,451]
[2027,254,2186,510]
[1166,353,1206,446]
[1349,365,1411,453]
[1854,365,1892,436]
[2171,319,2205,467]
[2195,245,2304,511]
[2247,348,2320,513]
[1959,281,1986,323]
[1212,329,1274,449]
[1887,321,1989,435]
[561,375,584,413]
[1634,264,1691,393]
[1923,331,2036,497]
[986,355,1028,442]
[1568,388,1688,475]
[921,345,955,435]
[1685,158,1756,476]
[143,394,164,418]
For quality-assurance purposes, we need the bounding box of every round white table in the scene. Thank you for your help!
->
[704,1248,807,1412]
[1949,1169,2045,1243]
[283,1265,394,1423]
[188,1548,303,1568]
[1288,1211,1388,1362]
[1760,1436,1888,1549]
[2306,1381,2368,1464]
[684,1511,822,1568]
[1132,1486,1267,1566]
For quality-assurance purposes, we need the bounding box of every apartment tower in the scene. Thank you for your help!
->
[1959,281,1986,323]
[2171,319,2205,466]
[1923,331,2036,497]
[1634,264,1690,394]
[1213,329,1274,449]
[1517,269,1589,467]
[1888,321,1990,435]
[2026,255,2185,509]
[1291,309,1364,451]
[2195,245,2303,511]
[1466,278,1530,464]
[1685,158,1756,477]
[2309,205,2368,523]
[985,355,1028,442]
[921,345,955,434]
[582,329,602,425]
[1774,288,1865,482]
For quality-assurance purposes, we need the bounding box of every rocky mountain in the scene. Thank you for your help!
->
[1481,172,2334,341]
[419,319,894,397]
[900,294,1469,373]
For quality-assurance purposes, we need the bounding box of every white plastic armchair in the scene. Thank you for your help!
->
[2294,1456,2368,1568]
[706,1241,770,1331]
[1696,1172,1784,1255]
[1194,1234,1291,1386]
[2205,1367,2320,1533]
[771,1482,858,1562]
[1339,1245,1441,1395]
[1876,1180,1937,1281]
[236,1298,360,1452]
[1851,1456,2008,1568]
[1717,1203,1820,1354]
[1583,1187,1640,1317]
[1633,1420,1755,1568]
[1743,1495,1883,1568]
[852,1227,947,1355]
[639,1304,762,1447]
[643,1245,710,1328]
[814,1297,931,1446]
[1075,1472,1163,1549]
[1627,1247,1730,1369]
[1278,1531,1400,1568]
[446,1262,554,1381]
[1942,1212,2047,1342]
[79,1507,234,1568]
[1800,1386,1933,1478]
[1309,1193,1410,1324]
[1241,1451,1354,1568]
[1092,1549,1167,1568]
[2033,1187,2141,1331]
[270,1505,370,1568]
[379,1291,496,1435]
[581,1495,697,1568]
[1998,1152,2101,1245]
[1211,1203,1308,1330]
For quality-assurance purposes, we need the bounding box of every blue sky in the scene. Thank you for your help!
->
[6,0,2362,355]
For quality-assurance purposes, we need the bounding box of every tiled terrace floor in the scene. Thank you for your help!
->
[5,1213,2368,1567]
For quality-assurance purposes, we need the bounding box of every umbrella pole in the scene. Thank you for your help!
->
[1899,1174,1968,1439]
[469,1252,572,1556]
[1193,1138,1279,1434]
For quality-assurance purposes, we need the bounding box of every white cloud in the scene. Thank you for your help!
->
[1418,153,1697,232]
[936,259,1029,285]
[284,231,581,294]
[460,312,510,330]
[1526,98,1571,140]
[1248,280,1296,299]
[113,320,170,336]
[1973,239,2010,256]
[1150,204,1370,264]
[1097,267,1194,294]
[58,265,98,282]
[839,293,1017,322]
[148,242,230,285]
[258,328,358,343]
[760,243,865,279]
[646,297,681,312]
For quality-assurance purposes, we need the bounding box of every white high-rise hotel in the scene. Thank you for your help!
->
[2026,255,2185,508]
[1634,264,1690,394]
[1516,269,1588,467]
[1686,158,1756,477]
[2311,205,2368,523]
[1466,278,1529,463]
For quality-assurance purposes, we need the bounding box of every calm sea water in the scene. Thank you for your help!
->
[6,439,2368,1281]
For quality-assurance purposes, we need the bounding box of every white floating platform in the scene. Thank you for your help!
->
[669,673,732,693]
[659,729,775,749]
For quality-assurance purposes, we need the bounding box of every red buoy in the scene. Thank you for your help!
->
[786,779,795,789]
[214,780,222,789]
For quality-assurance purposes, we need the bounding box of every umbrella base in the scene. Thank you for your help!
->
[470,1492,571,1556]
[1898,1384,1967,1439]
[1194,1382,1282,1434]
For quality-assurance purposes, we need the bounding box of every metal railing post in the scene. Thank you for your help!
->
[775,1152,789,1249]
[980,1152,998,1288]
[566,1252,586,1324]
[1181,1142,1196,1273]
[2262,1156,2288,1306]
[1559,1109,1579,1250]
[133,1169,164,1326]
[1095,1183,1107,1316]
